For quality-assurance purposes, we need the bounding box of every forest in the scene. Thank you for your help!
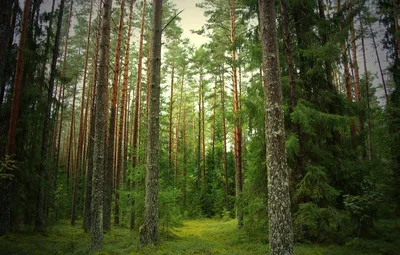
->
[0,0,399,254]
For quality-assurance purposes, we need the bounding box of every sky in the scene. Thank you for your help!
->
[173,0,208,47]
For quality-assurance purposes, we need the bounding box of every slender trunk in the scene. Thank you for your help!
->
[181,76,187,209]
[175,66,185,186]
[139,0,163,245]
[229,0,243,228]
[221,67,229,211]
[348,0,362,134]
[201,71,206,212]
[360,17,372,160]
[69,78,79,226]
[169,61,175,181]
[83,0,102,233]
[369,22,389,105]
[104,0,125,231]
[115,0,134,226]
[90,0,113,251]
[317,0,333,87]
[258,0,294,254]
[197,74,202,189]
[130,0,147,230]
[281,0,303,183]
[76,0,93,183]
[211,77,217,170]
[79,2,95,219]
[145,42,152,119]
[35,0,66,232]
[0,0,31,236]
[55,0,73,191]
[42,0,56,217]
[338,0,355,137]
[39,0,55,91]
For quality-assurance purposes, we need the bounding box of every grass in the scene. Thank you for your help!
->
[0,218,399,254]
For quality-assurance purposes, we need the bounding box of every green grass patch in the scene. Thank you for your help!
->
[0,219,399,254]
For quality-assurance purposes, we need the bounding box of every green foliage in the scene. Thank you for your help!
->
[1,219,399,254]
[0,155,17,180]
[158,188,183,234]
[291,100,351,136]
[294,203,353,243]
[296,165,339,205]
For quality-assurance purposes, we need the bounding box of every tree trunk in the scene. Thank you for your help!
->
[360,17,373,160]
[369,22,389,105]
[338,0,355,138]
[229,0,243,228]
[175,65,185,186]
[115,0,134,227]
[35,0,66,232]
[197,73,202,190]
[258,0,294,254]
[83,0,102,233]
[130,0,147,230]
[221,67,229,211]
[0,0,31,236]
[139,0,163,245]
[76,0,93,192]
[347,0,362,134]
[69,78,79,226]
[169,61,175,181]
[91,0,113,251]
[181,75,187,209]
[55,0,73,194]
[104,0,125,231]
[201,71,206,212]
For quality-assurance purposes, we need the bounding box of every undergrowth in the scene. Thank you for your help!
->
[0,219,399,254]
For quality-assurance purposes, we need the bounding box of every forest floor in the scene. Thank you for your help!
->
[0,218,399,255]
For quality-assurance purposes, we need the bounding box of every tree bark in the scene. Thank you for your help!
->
[140,0,163,245]
[76,0,93,192]
[115,0,135,227]
[104,0,125,231]
[169,61,175,181]
[0,0,31,236]
[360,17,373,160]
[338,0,355,138]
[221,67,229,211]
[258,0,294,254]
[91,0,113,251]
[175,65,185,186]
[229,0,243,228]
[201,71,206,212]
[83,0,102,233]
[130,0,146,230]
[347,0,362,133]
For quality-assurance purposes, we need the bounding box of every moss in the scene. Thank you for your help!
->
[0,219,398,254]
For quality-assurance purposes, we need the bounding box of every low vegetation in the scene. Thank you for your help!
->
[1,218,399,255]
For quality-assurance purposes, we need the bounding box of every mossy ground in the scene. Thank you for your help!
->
[0,219,399,254]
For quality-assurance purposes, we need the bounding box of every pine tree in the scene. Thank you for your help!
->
[91,0,113,251]
[140,0,163,245]
[0,0,32,236]
[258,0,294,253]
[105,0,125,231]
